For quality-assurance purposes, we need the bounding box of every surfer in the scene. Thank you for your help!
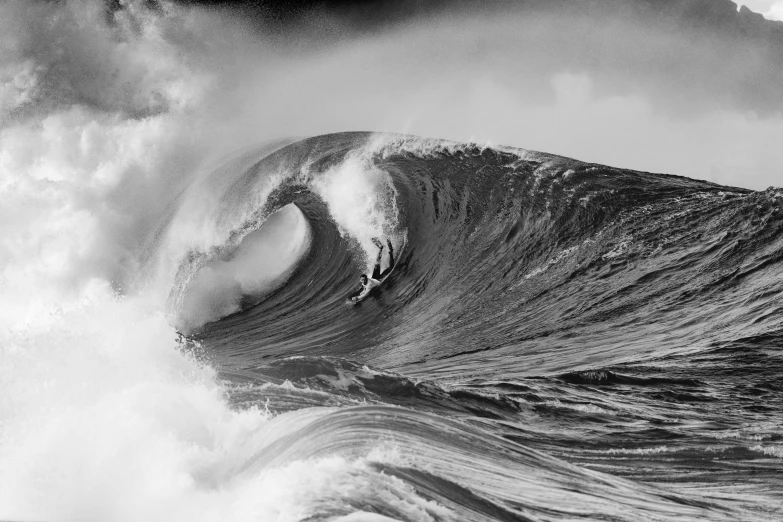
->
[352,238,395,302]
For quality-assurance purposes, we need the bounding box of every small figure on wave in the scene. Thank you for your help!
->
[351,238,395,302]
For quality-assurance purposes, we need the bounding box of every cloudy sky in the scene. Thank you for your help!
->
[734,0,783,19]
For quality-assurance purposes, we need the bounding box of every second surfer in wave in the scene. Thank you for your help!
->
[352,238,395,302]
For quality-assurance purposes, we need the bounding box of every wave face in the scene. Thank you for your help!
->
[4,130,783,521]
[177,132,783,520]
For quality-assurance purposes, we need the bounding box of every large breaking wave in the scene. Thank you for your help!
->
[4,125,783,520]
[188,132,783,377]
[74,131,783,520]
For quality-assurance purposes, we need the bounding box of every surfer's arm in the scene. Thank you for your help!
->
[353,286,371,302]
[352,279,380,301]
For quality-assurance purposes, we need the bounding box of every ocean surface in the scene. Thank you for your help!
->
[182,132,783,520]
[3,131,782,521]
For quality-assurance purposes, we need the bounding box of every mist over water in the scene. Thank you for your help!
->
[1,0,782,520]
[176,204,312,332]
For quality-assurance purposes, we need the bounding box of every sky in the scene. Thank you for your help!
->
[733,0,783,20]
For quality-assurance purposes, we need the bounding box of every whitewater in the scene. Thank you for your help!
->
[1,1,782,521]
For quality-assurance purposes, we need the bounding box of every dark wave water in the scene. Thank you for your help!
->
[182,132,782,521]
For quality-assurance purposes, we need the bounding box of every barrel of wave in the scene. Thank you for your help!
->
[174,204,312,333]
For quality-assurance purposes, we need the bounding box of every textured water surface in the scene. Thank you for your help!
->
[175,132,783,521]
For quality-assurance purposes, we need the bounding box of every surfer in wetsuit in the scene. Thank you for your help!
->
[352,238,395,302]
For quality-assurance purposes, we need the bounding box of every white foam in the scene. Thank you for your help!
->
[0,283,271,520]
[749,445,783,458]
[523,246,579,279]
[310,151,403,272]
[544,399,616,416]
[174,204,312,332]
[366,132,528,162]
[583,446,673,455]
[602,239,632,260]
